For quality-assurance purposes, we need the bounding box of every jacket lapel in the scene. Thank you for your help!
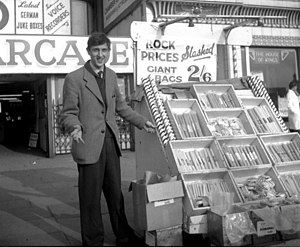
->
[83,68,104,105]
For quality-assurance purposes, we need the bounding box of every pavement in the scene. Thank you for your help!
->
[0,144,138,246]
[1,144,300,246]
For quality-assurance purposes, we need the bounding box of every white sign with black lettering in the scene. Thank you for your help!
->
[44,0,71,35]
[16,0,43,34]
[137,37,217,85]
[0,35,133,74]
[256,221,276,237]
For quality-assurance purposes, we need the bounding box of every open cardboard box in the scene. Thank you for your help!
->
[130,178,184,231]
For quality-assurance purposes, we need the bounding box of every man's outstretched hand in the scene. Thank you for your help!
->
[143,121,156,134]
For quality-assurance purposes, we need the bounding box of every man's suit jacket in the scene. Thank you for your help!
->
[60,65,147,164]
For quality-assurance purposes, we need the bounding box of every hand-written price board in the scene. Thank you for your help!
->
[136,36,217,85]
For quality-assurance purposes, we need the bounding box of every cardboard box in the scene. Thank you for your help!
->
[145,225,183,246]
[183,213,207,234]
[207,206,253,246]
[249,210,279,245]
[131,179,184,231]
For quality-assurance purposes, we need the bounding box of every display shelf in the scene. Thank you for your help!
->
[274,162,300,198]
[205,109,256,137]
[259,133,300,166]
[180,171,242,216]
[240,97,284,134]
[230,166,287,203]
[164,99,212,139]
[165,139,227,174]
[190,84,242,110]
[216,136,271,169]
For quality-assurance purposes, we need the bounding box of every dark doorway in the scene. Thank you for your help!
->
[0,74,47,156]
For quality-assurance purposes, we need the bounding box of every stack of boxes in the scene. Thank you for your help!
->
[130,178,184,246]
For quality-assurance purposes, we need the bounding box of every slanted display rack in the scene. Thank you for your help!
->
[135,75,298,238]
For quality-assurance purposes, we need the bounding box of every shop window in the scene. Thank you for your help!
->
[249,48,298,112]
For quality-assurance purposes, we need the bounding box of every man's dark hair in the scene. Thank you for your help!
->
[289,80,297,89]
[87,32,111,50]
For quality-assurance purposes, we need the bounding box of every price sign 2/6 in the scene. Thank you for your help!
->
[188,65,212,82]
[137,37,217,85]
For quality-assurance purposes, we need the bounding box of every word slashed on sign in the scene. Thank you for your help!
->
[0,35,133,74]
[137,37,217,85]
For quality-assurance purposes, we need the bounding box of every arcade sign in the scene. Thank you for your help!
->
[0,35,134,74]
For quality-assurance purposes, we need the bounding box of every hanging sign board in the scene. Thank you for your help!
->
[136,36,217,85]
[0,0,71,35]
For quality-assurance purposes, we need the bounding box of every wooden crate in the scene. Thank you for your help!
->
[190,84,242,110]
[165,138,227,174]
[216,136,271,169]
[259,133,300,166]
[180,171,242,216]
[230,166,287,203]
[240,97,284,134]
[205,109,256,137]
[145,225,183,246]
[164,99,212,139]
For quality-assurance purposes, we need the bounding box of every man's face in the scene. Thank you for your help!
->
[87,43,110,69]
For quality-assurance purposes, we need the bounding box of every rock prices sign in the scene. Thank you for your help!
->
[0,0,71,35]
[0,35,134,74]
[136,37,217,85]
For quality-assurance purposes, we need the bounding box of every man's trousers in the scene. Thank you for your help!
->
[77,135,133,246]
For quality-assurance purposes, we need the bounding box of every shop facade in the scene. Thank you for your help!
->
[0,0,136,157]
[1,0,299,158]
[104,0,300,117]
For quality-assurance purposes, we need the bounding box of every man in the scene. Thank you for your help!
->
[287,80,300,134]
[60,32,156,246]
